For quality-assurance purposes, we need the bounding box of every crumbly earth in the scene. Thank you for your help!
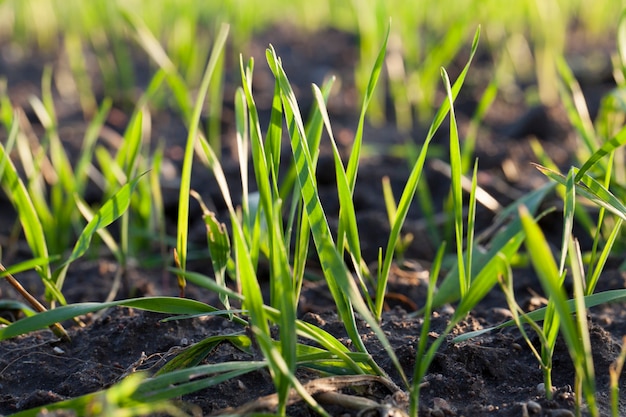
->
[0,24,625,416]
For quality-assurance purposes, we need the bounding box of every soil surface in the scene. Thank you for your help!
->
[1,25,625,416]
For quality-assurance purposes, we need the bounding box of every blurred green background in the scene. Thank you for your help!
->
[1,0,622,129]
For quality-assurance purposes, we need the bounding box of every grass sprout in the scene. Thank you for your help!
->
[520,205,598,414]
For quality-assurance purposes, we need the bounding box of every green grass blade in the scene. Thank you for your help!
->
[587,218,622,295]
[269,202,298,411]
[251,327,330,417]
[267,73,284,193]
[175,23,229,289]
[0,296,233,340]
[617,8,626,83]
[576,124,626,181]
[312,84,371,309]
[232,214,268,333]
[0,122,51,282]
[169,269,244,305]
[538,165,626,221]
[519,204,560,293]
[559,167,576,274]
[118,108,145,260]
[203,206,232,311]
[290,319,371,374]
[455,288,626,342]
[289,78,335,301]
[64,173,146,267]
[74,195,122,265]
[432,183,554,307]
[116,108,144,180]
[196,136,272,386]
[239,56,273,230]
[234,86,251,231]
[378,26,481,319]
[278,76,335,201]
[0,300,36,319]
[409,242,446,415]
[74,98,112,194]
[465,160,479,292]
[36,67,76,197]
[521,205,598,413]
[120,9,192,121]
[239,55,299,408]
[556,55,597,157]
[346,23,389,192]
[156,334,252,374]
[441,67,467,296]
[461,76,497,173]
[8,373,182,417]
[0,257,55,278]
[135,361,267,402]
[568,237,597,413]
[266,46,404,384]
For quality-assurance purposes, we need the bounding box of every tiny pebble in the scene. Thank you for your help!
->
[526,400,541,414]
[52,346,65,354]
[180,337,189,346]
[440,304,455,315]
[536,383,545,395]
[548,410,574,417]
[492,307,513,319]
[432,397,452,413]
[430,410,444,417]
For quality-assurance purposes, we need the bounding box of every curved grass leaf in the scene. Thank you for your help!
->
[576,124,626,181]
[618,8,626,84]
[0,119,51,282]
[587,217,622,295]
[9,373,182,417]
[175,23,229,294]
[266,45,400,385]
[453,288,626,342]
[521,205,597,413]
[432,183,554,307]
[378,26,481,318]
[0,257,56,278]
[312,85,371,309]
[156,333,252,375]
[442,67,467,296]
[0,300,36,318]
[346,23,390,192]
[64,173,146,267]
[556,55,597,157]
[120,9,191,121]
[74,98,112,195]
[135,361,267,402]
[0,296,229,340]
[559,167,576,274]
[537,164,626,221]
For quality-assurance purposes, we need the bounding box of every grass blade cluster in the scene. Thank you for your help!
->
[520,206,597,414]
[4,7,626,416]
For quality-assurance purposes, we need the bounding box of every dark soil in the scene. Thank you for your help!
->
[1,24,625,417]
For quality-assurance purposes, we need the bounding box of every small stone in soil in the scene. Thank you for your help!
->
[548,410,575,417]
[526,400,541,414]
[432,397,453,415]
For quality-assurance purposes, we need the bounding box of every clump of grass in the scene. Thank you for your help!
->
[453,11,626,417]
[2,4,626,417]
[0,20,487,415]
